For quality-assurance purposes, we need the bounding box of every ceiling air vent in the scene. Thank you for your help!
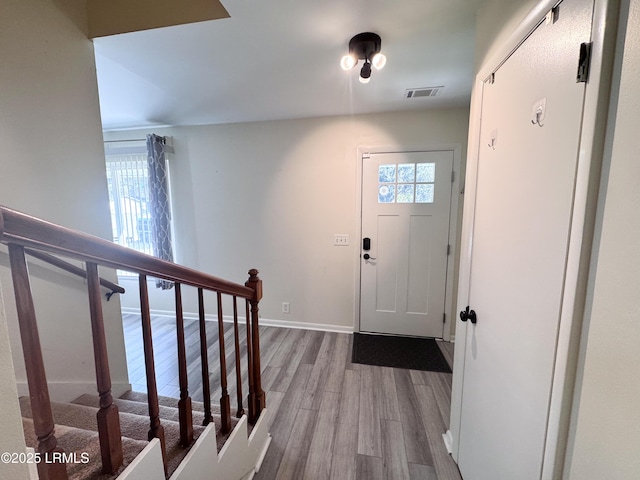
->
[404,86,443,98]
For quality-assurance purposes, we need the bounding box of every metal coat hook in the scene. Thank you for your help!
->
[532,106,544,126]
[488,129,498,150]
[531,98,547,127]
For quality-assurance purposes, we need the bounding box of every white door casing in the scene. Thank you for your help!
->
[359,150,454,338]
[450,0,619,478]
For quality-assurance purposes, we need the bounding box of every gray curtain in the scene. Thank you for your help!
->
[146,134,174,290]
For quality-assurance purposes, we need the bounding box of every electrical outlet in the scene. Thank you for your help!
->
[334,234,349,246]
[282,302,290,314]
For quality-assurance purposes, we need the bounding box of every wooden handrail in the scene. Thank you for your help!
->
[1,205,266,476]
[0,206,254,299]
[24,248,125,299]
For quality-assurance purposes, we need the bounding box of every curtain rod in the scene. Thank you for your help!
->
[105,139,147,143]
[105,136,169,144]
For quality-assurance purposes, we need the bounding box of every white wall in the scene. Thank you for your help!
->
[0,286,29,479]
[565,0,640,477]
[0,0,129,404]
[474,0,539,71]
[106,108,470,331]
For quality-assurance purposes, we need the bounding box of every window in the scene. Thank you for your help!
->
[105,149,154,256]
[378,162,435,203]
[105,137,174,287]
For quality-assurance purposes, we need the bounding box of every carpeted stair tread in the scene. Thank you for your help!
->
[22,417,146,480]
[119,390,216,414]
[20,397,207,477]
[20,396,205,443]
[72,394,207,426]
[118,391,241,449]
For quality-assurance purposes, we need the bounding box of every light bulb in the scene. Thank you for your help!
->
[372,53,386,70]
[359,75,370,84]
[340,54,357,70]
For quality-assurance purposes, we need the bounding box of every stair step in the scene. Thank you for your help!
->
[117,390,241,448]
[20,396,205,443]
[22,417,147,480]
[119,390,213,414]
[72,394,208,426]
[20,397,206,478]
[20,390,245,479]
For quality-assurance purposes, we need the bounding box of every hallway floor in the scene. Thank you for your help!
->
[123,314,461,479]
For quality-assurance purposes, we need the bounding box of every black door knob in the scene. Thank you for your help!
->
[459,306,477,324]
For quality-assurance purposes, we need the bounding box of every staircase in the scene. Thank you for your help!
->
[19,390,271,479]
[0,206,270,480]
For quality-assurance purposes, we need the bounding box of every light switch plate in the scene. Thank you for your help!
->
[334,234,349,246]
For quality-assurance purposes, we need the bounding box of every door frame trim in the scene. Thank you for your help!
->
[354,144,463,341]
[449,0,620,478]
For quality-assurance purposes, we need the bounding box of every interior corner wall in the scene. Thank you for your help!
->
[565,0,640,477]
[0,0,129,401]
[106,108,470,331]
[473,0,540,71]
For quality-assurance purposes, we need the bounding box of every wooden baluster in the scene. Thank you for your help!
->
[174,283,193,446]
[86,262,123,474]
[245,299,255,422]
[232,296,244,418]
[198,288,213,425]
[245,269,265,424]
[217,292,231,433]
[139,275,167,474]
[8,244,68,480]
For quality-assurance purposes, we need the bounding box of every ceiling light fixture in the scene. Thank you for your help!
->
[340,32,386,83]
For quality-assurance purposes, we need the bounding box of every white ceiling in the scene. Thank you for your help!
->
[94,0,487,131]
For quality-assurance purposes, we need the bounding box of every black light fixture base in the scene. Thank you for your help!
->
[348,32,382,61]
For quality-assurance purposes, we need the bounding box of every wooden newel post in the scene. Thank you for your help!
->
[245,269,265,424]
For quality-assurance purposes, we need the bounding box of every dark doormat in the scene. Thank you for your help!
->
[351,333,452,373]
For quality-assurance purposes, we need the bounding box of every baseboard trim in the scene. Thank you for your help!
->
[16,381,132,403]
[257,318,353,334]
[121,307,354,334]
[443,430,454,455]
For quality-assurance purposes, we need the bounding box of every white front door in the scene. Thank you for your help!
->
[457,0,593,477]
[360,150,454,338]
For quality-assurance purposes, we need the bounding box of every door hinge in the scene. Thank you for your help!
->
[545,5,559,25]
[577,42,592,83]
[451,170,455,183]
[447,244,451,256]
[443,313,446,324]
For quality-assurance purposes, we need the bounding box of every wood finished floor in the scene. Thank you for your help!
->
[122,313,461,480]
